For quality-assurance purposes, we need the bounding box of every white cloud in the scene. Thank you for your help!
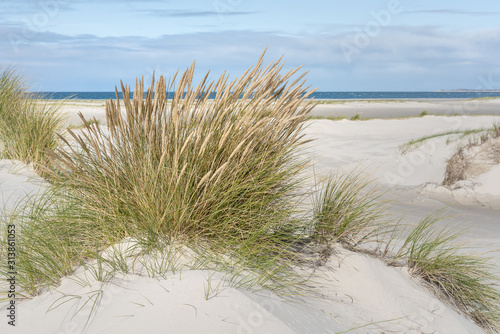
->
[141,10,258,17]
[1,24,499,91]
[405,9,498,16]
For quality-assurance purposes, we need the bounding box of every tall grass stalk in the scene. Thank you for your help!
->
[0,67,66,173]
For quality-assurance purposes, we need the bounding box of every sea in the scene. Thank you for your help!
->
[39,91,500,100]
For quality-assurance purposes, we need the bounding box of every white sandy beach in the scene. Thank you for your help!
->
[1,99,499,333]
[309,98,500,119]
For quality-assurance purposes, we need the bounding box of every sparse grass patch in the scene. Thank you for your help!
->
[494,123,500,138]
[466,96,500,101]
[442,122,500,186]
[350,114,361,120]
[307,115,347,121]
[391,212,500,332]
[310,100,347,105]
[399,127,496,154]
[442,147,469,186]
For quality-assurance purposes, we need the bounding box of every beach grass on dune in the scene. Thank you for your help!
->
[312,168,500,331]
[0,67,66,173]
[15,53,316,293]
[0,188,105,298]
[440,122,500,186]
[312,169,389,248]
[390,211,500,332]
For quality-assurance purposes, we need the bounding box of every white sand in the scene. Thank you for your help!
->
[0,160,46,214]
[310,98,500,119]
[304,115,500,185]
[1,101,499,333]
[303,115,500,251]
[477,165,500,196]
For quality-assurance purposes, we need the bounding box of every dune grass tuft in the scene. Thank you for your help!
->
[312,169,388,249]
[0,67,66,173]
[391,211,500,332]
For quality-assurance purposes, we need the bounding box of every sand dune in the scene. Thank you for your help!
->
[1,100,499,333]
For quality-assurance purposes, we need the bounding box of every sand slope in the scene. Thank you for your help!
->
[0,231,484,334]
[304,116,500,203]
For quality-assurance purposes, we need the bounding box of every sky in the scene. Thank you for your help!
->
[1,0,499,91]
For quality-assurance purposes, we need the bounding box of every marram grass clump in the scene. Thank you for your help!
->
[43,53,316,290]
[0,67,66,173]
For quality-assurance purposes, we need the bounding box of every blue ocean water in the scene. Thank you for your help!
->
[39,91,500,100]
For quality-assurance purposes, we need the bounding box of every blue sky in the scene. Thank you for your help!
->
[1,0,499,91]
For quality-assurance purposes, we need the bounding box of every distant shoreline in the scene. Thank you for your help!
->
[35,91,500,100]
[436,90,500,92]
